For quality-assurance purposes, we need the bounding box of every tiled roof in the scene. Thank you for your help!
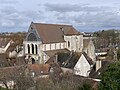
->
[0,64,51,80]
[32,22,80,44]
[27,64,50,75]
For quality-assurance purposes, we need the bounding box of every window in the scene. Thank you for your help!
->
[27,33,37,41]
[35,45,38,54]
[27,44,30,54]
[31,44,34,54]
[68,41,70,47]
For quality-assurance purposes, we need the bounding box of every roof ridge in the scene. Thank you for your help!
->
[33,22,72,26]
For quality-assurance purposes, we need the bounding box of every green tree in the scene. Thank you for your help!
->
[78,83,92,90]
[99,62,120,90]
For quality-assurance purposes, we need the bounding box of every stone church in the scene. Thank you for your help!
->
[23,22,95,64]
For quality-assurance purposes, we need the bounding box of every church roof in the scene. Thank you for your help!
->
[32,22,80,44]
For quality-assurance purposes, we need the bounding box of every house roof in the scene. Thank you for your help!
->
[0,64,51,80]
[0,38,10,48]
[82,52,94,65]
[27,64,51,75]
[47,51,93,69]
[6,42,17,53]
[44,49,70,58]
[32,22,80,44]
[9,56,26,66]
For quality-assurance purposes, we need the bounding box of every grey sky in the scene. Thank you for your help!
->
[0,0,120,32]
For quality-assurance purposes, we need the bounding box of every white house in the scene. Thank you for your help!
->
[23,22,95,64]
[74,52,94,77]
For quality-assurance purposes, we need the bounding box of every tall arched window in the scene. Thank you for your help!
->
[27,44,30,54]
[35,45,38,54]
[68,41,70,47]
[31,44,34,54]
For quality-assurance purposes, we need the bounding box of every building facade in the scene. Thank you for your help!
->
[23,22,95,64]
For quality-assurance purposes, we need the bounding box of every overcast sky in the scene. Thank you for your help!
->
[0,0,120,32]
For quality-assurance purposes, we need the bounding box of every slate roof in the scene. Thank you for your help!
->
[47,51,93,69]
[32,22,80,44]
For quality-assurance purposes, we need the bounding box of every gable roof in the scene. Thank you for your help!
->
[47,51,93,69]
[31,22,80,44]
[82,52,94,65]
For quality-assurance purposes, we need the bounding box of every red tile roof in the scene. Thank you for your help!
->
[0,64,51,80]
[27,64,50,75]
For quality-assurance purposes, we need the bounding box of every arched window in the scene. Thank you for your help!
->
[68,41,70,47]
[27,33,37,41]
[27,44,30,54]
[31,44,34,54]
[35,45,38,54]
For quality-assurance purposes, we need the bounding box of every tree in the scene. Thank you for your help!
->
[99,61,120,90]
[78,83,92,90]
[93,30,119,49]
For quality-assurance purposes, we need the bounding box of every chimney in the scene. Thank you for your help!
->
[96,60,102,71]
